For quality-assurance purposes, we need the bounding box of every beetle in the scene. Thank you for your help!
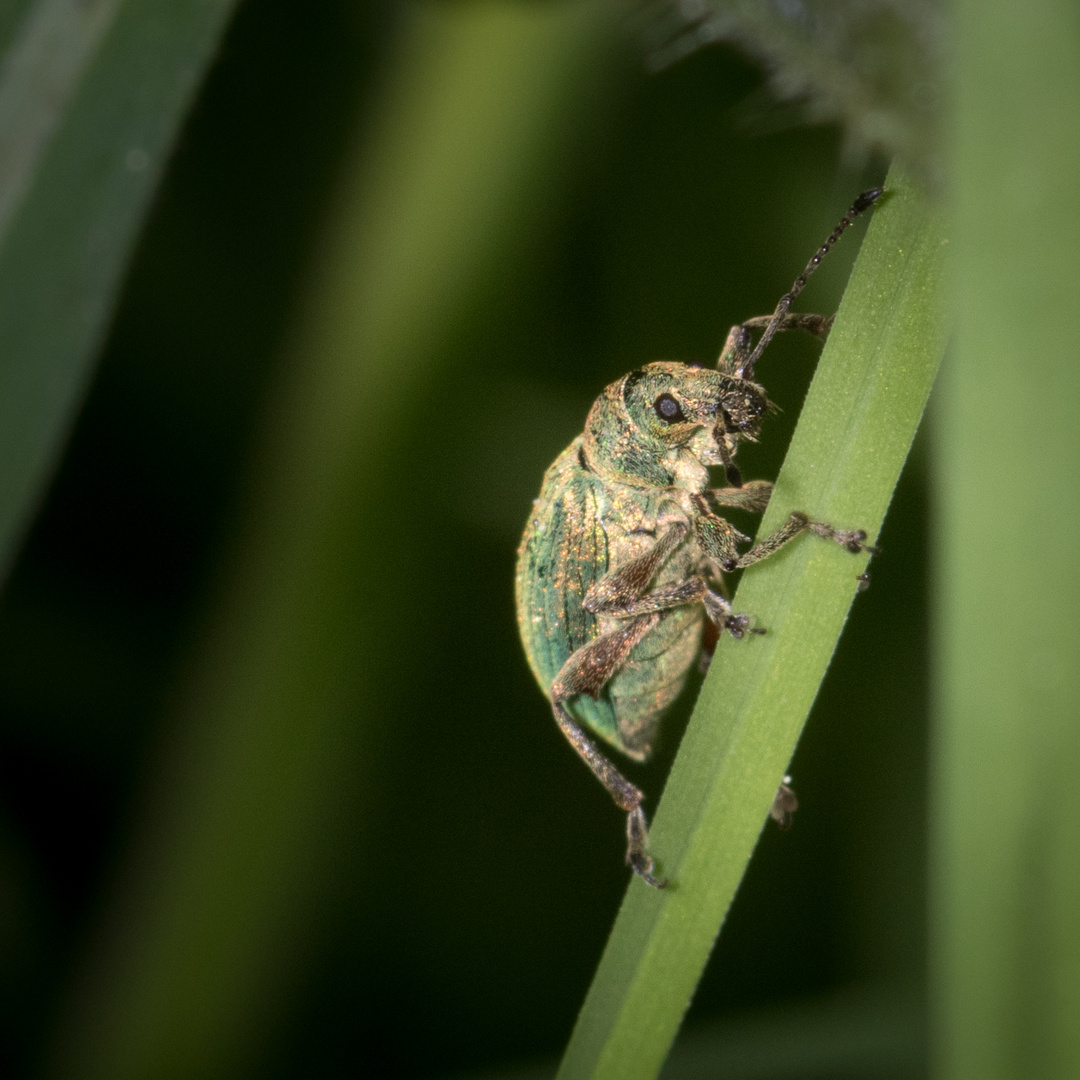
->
[515,189,883,887]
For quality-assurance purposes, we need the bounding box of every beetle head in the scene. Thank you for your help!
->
[582,361,772,489]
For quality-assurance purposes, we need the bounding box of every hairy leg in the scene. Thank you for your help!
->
[723,511,879,572]
[717,312,833,375]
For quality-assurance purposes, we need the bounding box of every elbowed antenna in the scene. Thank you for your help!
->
[737,188,883,380]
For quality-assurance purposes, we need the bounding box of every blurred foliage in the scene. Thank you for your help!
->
[0,0,955,1078]
[0,0,244,578]
[936,1,1080,1079]
[638,0,944,185]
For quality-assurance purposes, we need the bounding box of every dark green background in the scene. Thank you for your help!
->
[0,3,920,1077]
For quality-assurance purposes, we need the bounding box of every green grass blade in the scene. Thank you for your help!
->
[935,0,1080,1075]
[0,0,241,579]
[557,169,947,1080]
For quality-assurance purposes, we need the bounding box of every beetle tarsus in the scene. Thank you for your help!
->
[770,777,799,830]
[626,806,667,889]
[723,612,755,639]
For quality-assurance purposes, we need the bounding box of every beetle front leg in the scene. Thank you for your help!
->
[724,511,880,572]
[718,313,833,375]
[707,479,773,513]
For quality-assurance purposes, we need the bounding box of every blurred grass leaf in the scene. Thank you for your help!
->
[0,0,241,580]
[46,3,617,1077]
[936,0,1080,1075]
[557,169,946,1080]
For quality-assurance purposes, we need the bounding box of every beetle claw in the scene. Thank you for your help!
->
[626,807,667,889]
[723,612,764,638]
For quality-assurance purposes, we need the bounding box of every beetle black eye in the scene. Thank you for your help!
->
[654,393,685,424]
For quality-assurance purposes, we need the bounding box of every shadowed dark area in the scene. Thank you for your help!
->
[0,3,920,1078]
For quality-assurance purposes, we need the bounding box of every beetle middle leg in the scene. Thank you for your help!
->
[589,575,743,631]
[584,518,754,641]
[581,520,755,638]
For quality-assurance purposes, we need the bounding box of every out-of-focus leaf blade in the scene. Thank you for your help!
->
[636,0,944,184]
[0,0,241,579]
[46,3,615,1078]
[936,0,1080,1076]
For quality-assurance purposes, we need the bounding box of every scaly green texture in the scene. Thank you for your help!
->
[557,168,946,1080]
[0,0,240,580]
[516,362,777,764]
[936,0,1080,1076]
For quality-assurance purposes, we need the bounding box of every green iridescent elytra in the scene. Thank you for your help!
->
[515,190,883,888]
[516,367,757,761]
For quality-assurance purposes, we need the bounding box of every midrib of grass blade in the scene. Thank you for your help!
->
[0,0,241,581]
[557,168,947,1080]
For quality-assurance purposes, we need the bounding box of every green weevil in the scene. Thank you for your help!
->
[515,189,883,888]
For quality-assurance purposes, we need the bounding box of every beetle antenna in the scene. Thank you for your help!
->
[739,187,883,380]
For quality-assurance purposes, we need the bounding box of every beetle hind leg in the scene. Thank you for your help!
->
[770,776,799,830]
[551,701,666,889]
[627,805,666,888]
[551,614,669,888]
